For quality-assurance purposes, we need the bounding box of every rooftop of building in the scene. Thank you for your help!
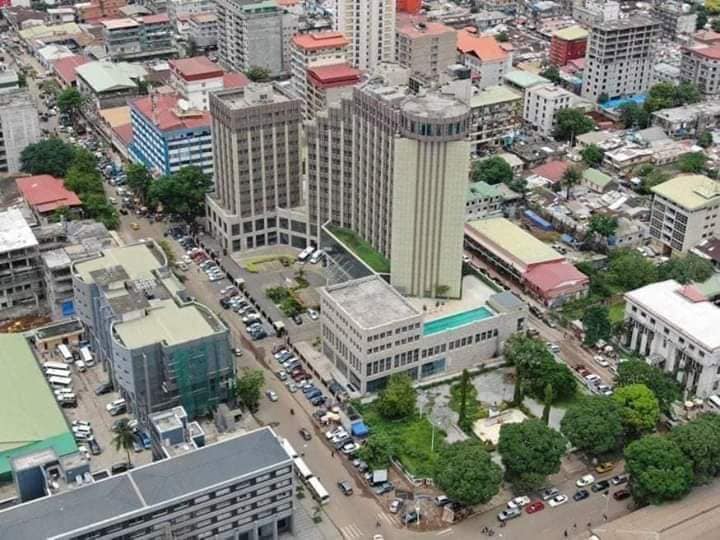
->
[401,91,468,119]
[51,54,90,85]
[467,180,501,200]
[141,13,169,24]
[592,15,658,32]
[693,237,720,265]
[686,44,720,60]
[0,334,76,476]
[525,260,588,295]
[503,69,549,89]
[694,29,720,44]
[529,159,570,184]
[652,100,720,121]
[529,83,573,99]
[33,318,83,341]
[0,208,37,254]
[73,242,164,283]
[189,11,217,23]
[292,31,348,50]
[0,428,290,540]
[465,217,563,267]
[326,226,390,274]
[213,82,290,110]
[626,279,720,351]
[100,17,139,30]
[308,63,361,88]
[470,84,521,108]
[75,60,146,93]
[552,25,588,41]
[19,22,81,40]
[16,174,82,214]
[457,30,508,62]
[582,168,613,189]
[651,174,720,211]
[169,55,224,80]
[397,17,455,38]
[323,276,421,329]
[131,94,211,132]
[240,0,279,13]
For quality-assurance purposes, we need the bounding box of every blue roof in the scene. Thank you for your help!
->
[601,94,646,110]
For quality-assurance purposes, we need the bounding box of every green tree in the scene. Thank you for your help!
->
[471,156,513,185]
[619,102,650,129]
[498,419,567,491]
[20,138,76,176]
[504,334,547,404]
[624,436,693,505]
[435,441,502,505]
[713,17,720,31]
[678,151,708,173]
[358,432,395,469]
[560,396,624,456]
[587,214,618,243]
[554,109,595,142]
[637,167,670,195]
[670,414,720,484]
[158,239,176,267]
[709,0,720,15]
[542,384,553,425]
[81,193,119,229]
[644,82,678,113]
[616,360,682,413]
[612,384,660,436]
[697,7,708,30]
[583,305,612,346]
[148,166,212,223]
[657,253,714,284]
[540,65,561,84]
[698,131,714,148]
[607,249,658,291]
[235,369,265,412]
[457,369,471,431]
[376,374,416,420]
[112,421,136,466]
[561,165,582,199]
[57,87,85,122]
[580,144,605,167]
[126,163,153,203]
[496,31,509,42]
[675,81,702,106]
[244,66,271,82]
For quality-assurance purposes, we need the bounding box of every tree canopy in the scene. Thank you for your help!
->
[582,305,612,346]
[697,131,713,148]
[624,436,693,505]
[434,440,502,505]
[678,152,708,173]
[607,248,658,291]
[376,374,416,420]
[539,65,561,84]
[244,66,271,82]
[562,165,582,199]
[126,163,153,203]
[587,214,618,241]
[498,419,567,492]
[148,166,212,223]
[471,156,513,185]
[20,138,76,177]
[554,109,595,141]
[234,369,265,412]
[560,396,624,456]
[670,414,720,485]
[657,253,714,285]
[612,384,660,435]
[57,88,84,121]
[358,432,395,469]
[616,360,682,413]
[580,144,605,167]
[619,102,650,129]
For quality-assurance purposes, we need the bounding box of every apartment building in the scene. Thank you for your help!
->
[469,84,521,152]
[624,280,720,398]
[167,0,214,26]
[72,241,234,423]
[466,181,503,221]
[187,12,217,49]
[456,30,512,89]
[652,101,720,139]
[307,68,470,298]
[649,174,720,254]
[0,209,44,319]
[0,427,295,540]
[652,1,696,41]
[549,25,588,66]
[0,90,40,173]
[169,55,249,110]
[217,0,284,76]
[681,45,720,98]
[102,15,174,61]
[581,17,659,102]
[306,63,361,118]
[333,0,396,71]
[320,275,527,393]
[523,83,574,137]
[395,17,456,80]
[206,84,304,253]
[289,31,349,118]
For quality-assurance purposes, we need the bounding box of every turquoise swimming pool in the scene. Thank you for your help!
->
[422,306,495,336]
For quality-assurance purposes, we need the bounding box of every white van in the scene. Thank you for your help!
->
[106,398,126,415]
[80,346,94,367]
[46,368,71,378]
[297,246,315,262]
[48,375,73,388]
[309,250,324,264]
[58,344,73,363]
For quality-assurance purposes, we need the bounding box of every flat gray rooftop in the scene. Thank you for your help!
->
[0,428,291,539]
[323,276,420,329]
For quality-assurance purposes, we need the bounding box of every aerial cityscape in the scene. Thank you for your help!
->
[1,0,720,539]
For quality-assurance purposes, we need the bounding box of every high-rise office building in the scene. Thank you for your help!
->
[306,67,470,298]
[206,83,305,253]
[581,16,659,102]
[333,0,396,71]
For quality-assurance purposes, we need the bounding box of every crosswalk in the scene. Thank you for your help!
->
[339,514,395,539]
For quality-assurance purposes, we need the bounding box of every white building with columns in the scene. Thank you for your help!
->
[623,279,720,398]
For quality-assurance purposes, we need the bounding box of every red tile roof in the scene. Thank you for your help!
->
[223,72,250,89]
[397,15,455,38]
[142,13,169,24]
[170,56,223,81]
[16,175,82,214]
[530,160,570,184]
[113,123,133,146]
[457,30,508,62]
[308,63,361,89]
[687,45,720,60]
[52,54,90,86]
[525,260,589,296]
[292,31,349,51]
[131,94,210,132]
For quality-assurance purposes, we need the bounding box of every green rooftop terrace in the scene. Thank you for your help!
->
[327,226,391,274]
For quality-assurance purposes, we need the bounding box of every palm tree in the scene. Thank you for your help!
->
[112,421,135,465]
[562,166,582,200]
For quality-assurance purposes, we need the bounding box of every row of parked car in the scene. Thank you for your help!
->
[111,418,152,453]
[220,286,269,340]
[70,420,102,457]
[575,365,614,396]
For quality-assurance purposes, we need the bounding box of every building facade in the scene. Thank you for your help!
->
[333,0,396,71]
[0,89,40,173]
[468,84,521,152]
[395,18,456,80]
[523,83,574,137]
[456,30,512,89]
[549,25,588,66]
[102,15,175,61]
[167,0,214,26]
[652,1,696,41]
[581,17,659,102]
[75,61,147,109]
[306,63,361,119]
[206,84,304,253]
[681,46,720,98]
[72,241,234,423]
[187,12,217,49]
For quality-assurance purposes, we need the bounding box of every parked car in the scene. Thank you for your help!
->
[310,395,326,407]
[497,507,521,522]
[611,474,629,486]
[541,487,560,500]
[110,462,132,475]
[276,370,287,381]
[389,498,403,514]
[88,438,102,455]
[138,431,151,450]
[592,480,611,493]
[525,501,545,514]
[341,442,359,454]
[613,489,631,501]
[402,511,420,525]
[548,494,568,507]
[435,495,450,507]
[291,314,303,325]
[95,381,113,395]
[338,480,353,496]
[573,489,590,502]
[265,390,279,402]
[595,462,615,474]
[299,428,312,441]
[507,496,531,509]
[307,309,319,320]
[374,482,394,496]
[576,474,595,488]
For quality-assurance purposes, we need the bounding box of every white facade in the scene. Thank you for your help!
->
[624,280,720,398]
[523,83,573,136]
[333,0,396,71]
[167,0,213,24]
[0,89,41,173]
[461,53,512,90]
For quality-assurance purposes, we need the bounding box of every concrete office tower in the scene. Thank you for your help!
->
[581,17,659,102]
[307,68,470,298]
[217,0,284,76]
[395,17,457,81]
[206,83,303,253]
[333,0,396,70]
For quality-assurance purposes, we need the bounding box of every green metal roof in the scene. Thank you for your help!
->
[0,334,76,476]
[553,25,589,41]
[582,168,613,189]
[467,181,501,201]
[470,85,521,108]
[651,174,720,211]
[503,70,549,89]
[75,61,146,93]
[696,273,720,299]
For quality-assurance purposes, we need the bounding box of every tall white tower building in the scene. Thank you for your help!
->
[333,0,396,71]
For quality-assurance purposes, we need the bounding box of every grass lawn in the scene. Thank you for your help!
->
[358,403,443,478]
[328,226,391,274]
[608,300,625,324]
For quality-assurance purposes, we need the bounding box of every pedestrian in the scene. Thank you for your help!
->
[563,531,567,538]
[603,514,607,521]
[587,522,591,529]
[573,523,577,529]
[331,450,335,458]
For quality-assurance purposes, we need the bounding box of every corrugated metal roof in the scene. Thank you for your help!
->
[76,61,146,93]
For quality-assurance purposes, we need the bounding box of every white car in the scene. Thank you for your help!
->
[593,355,610,368]
[307,309,319,320]
[326,427,346,440]
[507,496,531,509]
[266,390,278,402]
[209,274,224,282]
[341,442,359,454]
[576,474,595,487]
[72,420,91,429]
[548,494,568,507]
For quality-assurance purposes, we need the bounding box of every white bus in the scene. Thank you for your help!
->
[280,438,298,459]
[43,361,68,371]
[57,344,73,363]
[45,368,71,378]
[80,346,94,366]
[48,375,73,388]
[297,246,315,262]
[307,477,329,505]
[292,457,313,481]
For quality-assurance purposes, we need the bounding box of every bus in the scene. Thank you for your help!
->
[292,457,313,481]
[280,438,298,459]
[45,368,71,378]
[80,346,94,366]
[297,245,315,262]
[307,477,330,505]
[57,344,73,363]
[43,361,68,371]
[48,375,73,388]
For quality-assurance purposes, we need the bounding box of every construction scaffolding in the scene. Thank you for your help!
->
[172,345,213,419]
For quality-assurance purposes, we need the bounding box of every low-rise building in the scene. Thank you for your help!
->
[523,83,574,137]
[166,0,213,27]
[75,60,147,109]
[623,280,720,398]
[649,174,720,254]
[0,89,40,173]
[549,25,588,67]
[652,101,720,139]
[469,84,521,152]
[653,1,696,41]
[77,0,127,22]
[168,55,249,111]
[102,14,175,62]
[456,30,512,89]
[51,54,90,88]
[320,274,527,393]
[502,69,550,96]
[581,167,614,193]
[16,175,82,221]
[187,12,217,49]
[395,16,456,81]
[466,181,503,220]
[681,45,720,98]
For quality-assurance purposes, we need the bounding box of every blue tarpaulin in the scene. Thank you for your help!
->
[524,209,553,232]
[351,422,369,438]
[61,301,75,317]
